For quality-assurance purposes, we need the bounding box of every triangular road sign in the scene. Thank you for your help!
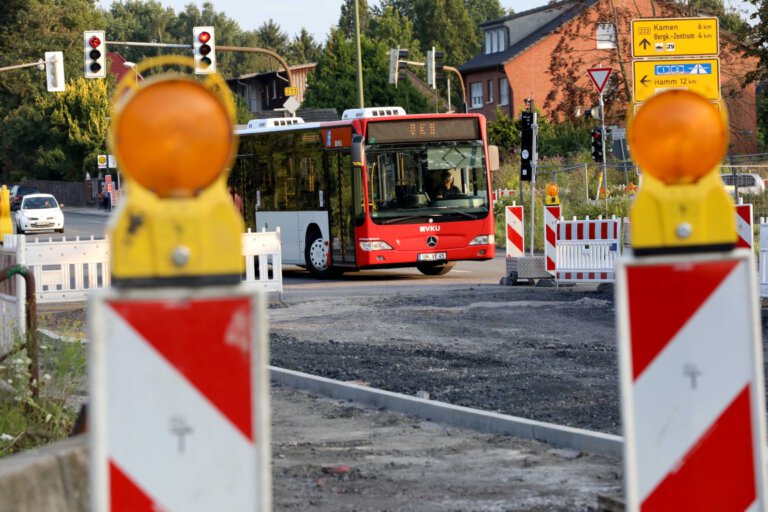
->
[587,67,612,93]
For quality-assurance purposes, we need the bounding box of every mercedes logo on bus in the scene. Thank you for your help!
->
[426,236,438,247]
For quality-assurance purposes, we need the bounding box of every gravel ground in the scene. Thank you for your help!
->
[269,284,622,434]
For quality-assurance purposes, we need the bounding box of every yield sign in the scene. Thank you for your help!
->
[587,67,612,93]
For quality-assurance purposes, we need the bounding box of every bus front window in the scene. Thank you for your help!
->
[366,142,489,223]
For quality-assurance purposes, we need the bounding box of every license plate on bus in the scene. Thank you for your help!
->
[418,252,446,261]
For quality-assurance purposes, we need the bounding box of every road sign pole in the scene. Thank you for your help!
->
[600,92,607,209]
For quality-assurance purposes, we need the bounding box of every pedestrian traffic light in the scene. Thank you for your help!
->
[628,90,734,253]
[108,55,243,285]
[45,51,65,92]
[84,30,106,79]
[520,110,534,181]
[193,26,216,74]
[591,128,603,163]
[388,48,409,86]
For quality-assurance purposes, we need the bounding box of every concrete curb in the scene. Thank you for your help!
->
[270,366,624,458]
[0,434,88,512]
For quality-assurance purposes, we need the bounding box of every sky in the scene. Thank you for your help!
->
[95,0,756,41]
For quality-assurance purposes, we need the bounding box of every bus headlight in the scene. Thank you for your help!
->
[469,234,494,246]
[359,240,393,251]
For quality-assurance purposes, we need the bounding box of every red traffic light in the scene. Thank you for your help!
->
[198,31,211,43]
[89,36,102,48]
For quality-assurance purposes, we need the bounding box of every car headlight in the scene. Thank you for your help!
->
[469,234,495,246]
[359,240,393,251]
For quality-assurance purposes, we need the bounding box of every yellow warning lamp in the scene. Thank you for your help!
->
[108,55,244,286]
[627,90,734,254]
[544,182,560,205]
[0,186,12,242]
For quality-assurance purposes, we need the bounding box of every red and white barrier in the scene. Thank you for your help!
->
[736,202,754,250]
[544,205,560,274]
[90,288,271,511]
[617,251,767,510]
[505,205,524,258]
[555,216,622,283]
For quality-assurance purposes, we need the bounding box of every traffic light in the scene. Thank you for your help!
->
[84,30,106,79]
[520,110,533,181]
[193,26,216,74]
[628,89,733,253]
[45,51,65,92]
[591,128,603,163]
[426,48,445,88]
[388,48,409,86]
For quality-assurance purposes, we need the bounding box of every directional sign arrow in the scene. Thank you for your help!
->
[639,38,651,50]
[640,75,650,87]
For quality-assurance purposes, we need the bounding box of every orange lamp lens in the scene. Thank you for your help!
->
[628,90,727,184]
[112,78,233,197]
[546,183,559,197]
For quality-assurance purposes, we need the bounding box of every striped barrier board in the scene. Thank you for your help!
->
[736,203,754,250]
[616,250,768,511]
[543,205,560,274]
[89,286,271,511]
[555,217,622,283]
[505,205,524,258]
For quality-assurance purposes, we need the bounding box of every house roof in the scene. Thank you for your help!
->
[226,63,316,83]
[458,0,597,73]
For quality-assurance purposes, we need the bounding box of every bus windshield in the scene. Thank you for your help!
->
[365,141,489,224]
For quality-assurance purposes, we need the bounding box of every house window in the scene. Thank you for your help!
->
[484,28,506,54]
[470,82,483,108]
[487,80,494,103]
[499,78,509,106]
[596,23,616,49]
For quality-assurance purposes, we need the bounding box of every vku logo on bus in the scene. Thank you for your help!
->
[420,225,441,233]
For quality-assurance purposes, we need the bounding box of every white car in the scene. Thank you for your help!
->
[15,194,64,234]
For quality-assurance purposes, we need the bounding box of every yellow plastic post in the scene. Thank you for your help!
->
[627,90,734,254]
[108,56,244,286]
[0,186,12,242]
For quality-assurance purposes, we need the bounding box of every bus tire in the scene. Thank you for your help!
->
[416,261,455,276]
[305,230,335,278]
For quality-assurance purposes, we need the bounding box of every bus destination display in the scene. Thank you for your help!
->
[367,118,480,144]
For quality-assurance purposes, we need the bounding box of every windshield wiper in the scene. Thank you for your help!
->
[380,214,431,224]
[431,207,480,220]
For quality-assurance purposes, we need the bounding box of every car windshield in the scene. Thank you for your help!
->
[365,141,489,224]
[23,197,58,209]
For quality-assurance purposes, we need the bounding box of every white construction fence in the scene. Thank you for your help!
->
[0,229,283,351]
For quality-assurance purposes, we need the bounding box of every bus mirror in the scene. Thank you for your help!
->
[352,135,365,168]
[487,145,500,172]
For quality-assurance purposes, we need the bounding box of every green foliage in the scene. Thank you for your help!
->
[0,327,87,457]
[486,108,519,159]
[538,118,595,159]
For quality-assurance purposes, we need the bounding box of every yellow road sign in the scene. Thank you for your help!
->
[632,17,719,58]
[632,58,720,103]
[284,86,298,96]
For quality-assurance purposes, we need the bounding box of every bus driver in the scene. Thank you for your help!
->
[435,170,460,199]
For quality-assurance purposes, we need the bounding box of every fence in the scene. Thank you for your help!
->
[0,230,283,348]
[554,216,622,284]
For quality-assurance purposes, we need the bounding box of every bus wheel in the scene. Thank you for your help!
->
[416,261,455,276]
[305,232,333,277]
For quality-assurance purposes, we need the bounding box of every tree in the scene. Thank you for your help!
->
[302,28,429,115]
[286,29,323,65]
[338,0,372,38]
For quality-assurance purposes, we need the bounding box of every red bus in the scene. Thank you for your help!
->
[230,106,498,277]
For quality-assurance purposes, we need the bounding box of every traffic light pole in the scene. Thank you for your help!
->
[530,111,538,257]
[106,41,293,87]
[599,92,607,210]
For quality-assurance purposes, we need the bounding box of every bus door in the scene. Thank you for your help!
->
[326,150,359,266]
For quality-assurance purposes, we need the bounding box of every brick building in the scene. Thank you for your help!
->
[459,0,758,154]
